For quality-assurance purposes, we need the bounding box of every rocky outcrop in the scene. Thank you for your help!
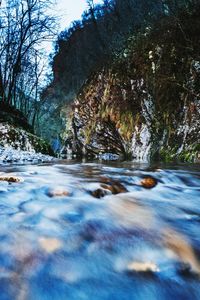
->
[69,10,200,162]
[0,123,54,162]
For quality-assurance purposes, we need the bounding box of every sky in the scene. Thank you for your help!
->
[42,0,103,53]
[1,0,103,51]
[1,0,104,70]
[54,0,103,31]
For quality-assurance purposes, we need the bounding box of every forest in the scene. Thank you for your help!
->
[0,0,57,129]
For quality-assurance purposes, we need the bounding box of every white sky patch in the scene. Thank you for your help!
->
[55,0,104,31]
[44,0,103,54]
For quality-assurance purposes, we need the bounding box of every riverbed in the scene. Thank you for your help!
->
[0,160,200,300]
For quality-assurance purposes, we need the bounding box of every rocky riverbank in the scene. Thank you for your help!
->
[0,123,55,163]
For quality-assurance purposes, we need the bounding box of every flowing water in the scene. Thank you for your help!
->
[0,160,200,300]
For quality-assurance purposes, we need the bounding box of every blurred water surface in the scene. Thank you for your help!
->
[0,160,200,300]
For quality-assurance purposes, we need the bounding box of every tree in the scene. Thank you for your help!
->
[0,0,57,119]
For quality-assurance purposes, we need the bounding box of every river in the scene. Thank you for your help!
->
[0,160,200,300]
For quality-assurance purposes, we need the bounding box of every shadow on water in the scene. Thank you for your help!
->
[0,160,200,299]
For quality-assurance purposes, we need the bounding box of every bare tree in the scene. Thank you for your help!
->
[0,0,57,116]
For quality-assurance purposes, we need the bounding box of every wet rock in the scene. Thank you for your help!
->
[100,176,111,184]
[100,177,128,194]
[0,176,23,183]
[101,182,128,194]
[127,261,160,273]
[140,176,157,189]
[91,188,108,199]
[38,237,62,253]
[47,188,70,198]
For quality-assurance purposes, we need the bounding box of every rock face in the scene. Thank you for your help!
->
[69,10,200,162]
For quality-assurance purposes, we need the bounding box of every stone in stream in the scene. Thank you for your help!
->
[90,177,128,199]
[101,182,128,194]
[47,187,70,198]
[91,188,108,199]
[0,175,23,183]
[38,237,62,253]
[100,176,128,194]
[140,176,157,189]
[99,176,112,184]
[127,261,160,273]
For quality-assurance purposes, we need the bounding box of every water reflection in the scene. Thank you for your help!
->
[0,161,200,299]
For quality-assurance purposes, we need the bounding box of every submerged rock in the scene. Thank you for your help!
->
[38,237,62,253]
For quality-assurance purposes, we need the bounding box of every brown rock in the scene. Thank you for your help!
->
[101,181,128,194]
[99,176,111,184]
[140,176,157,189]
[91,188,107,199]
[91,177,128,199]
[0,176,22,183]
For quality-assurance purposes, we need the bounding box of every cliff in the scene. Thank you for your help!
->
[69,8,200,162]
